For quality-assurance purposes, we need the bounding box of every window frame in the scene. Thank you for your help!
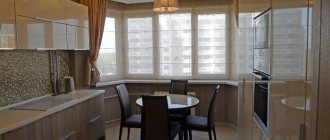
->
[99,10,124,82]
[124,12,157,79]
[194,11,230,80]
[157,12,193,80]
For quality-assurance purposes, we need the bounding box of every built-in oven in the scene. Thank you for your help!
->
[252,8,272,136]
[253,71,270,135]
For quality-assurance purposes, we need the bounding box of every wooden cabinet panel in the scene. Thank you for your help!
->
[84,94,105,140]
[2,94,105,140]
[16,16,67,49]
[89,115,104,140]
[104,96,121,123]
[66,0,89,28]
[15,0,66,23]
[252,119,269,140]
[0,0,16,49]
[3,121,43,140]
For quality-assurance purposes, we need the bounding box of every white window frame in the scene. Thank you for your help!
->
[157,12,193,80]
[99,10,124,82]
[194,10,230,80]
[124,11,156,79]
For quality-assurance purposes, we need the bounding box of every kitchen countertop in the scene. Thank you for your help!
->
[0,89,105,135]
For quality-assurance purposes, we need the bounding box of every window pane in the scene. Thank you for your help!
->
[127,17,153,74]
[98,17,117,76]
[198,14,226,74]
[159,13,192,77]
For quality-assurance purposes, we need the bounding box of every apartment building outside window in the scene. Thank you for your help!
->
[126,17,153,75]
[197,14,226,75]
[159,13,192,77]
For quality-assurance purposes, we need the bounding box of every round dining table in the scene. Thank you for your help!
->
[136,94,200,109]
[136,94,200,140]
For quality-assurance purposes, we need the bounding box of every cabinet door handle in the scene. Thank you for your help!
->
[90,115,102,124]
[299,123,305,140]
[61,130,77,140]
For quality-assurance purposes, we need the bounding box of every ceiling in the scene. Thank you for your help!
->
[112,0,153,4]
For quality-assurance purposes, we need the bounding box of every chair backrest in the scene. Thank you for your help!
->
[169,80,188,95]
[207,85,220,129]
[141,96,171,140]
[115,84,132,121]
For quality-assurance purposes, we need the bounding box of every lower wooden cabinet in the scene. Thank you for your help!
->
[3,121,43,140]
[2,94,104,140]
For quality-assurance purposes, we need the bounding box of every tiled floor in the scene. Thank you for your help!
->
[106,125,238,140]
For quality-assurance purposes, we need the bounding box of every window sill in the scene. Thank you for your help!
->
[96,79,238,87]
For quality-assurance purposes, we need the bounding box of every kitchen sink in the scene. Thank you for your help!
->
[10,96,77,111]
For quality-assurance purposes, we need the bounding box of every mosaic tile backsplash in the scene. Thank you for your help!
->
[0,50,71,107]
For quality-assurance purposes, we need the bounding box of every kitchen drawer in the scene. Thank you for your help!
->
[89,115,105,140]
[3,121,43,140]
[83,94,104,123]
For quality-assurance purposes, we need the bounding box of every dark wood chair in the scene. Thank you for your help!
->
[141,95,182,140]
[169,80,188,95]
[187,85,220,140]
[115,84,141,140]
[169,80,190,123]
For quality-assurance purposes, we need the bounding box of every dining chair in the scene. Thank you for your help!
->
[115,84,141,140]
[141,95,183,140]
[169,80,189,122]
[169,80,188,95]
[187,85,220,140]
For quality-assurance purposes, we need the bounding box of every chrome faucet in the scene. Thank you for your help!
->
[50,51,59,96]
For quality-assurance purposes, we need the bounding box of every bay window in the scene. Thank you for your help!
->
[98,11,228,82]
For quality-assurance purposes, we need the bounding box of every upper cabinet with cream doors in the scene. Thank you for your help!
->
[16,16,67,49]
[13,0,89,50]
[15,0,66,24]
[67,25,89,50]
[0,0,16,49]
[66,0,89,28]
[66,0,90,50]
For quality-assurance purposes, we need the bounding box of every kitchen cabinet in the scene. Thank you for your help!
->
[0,0,16,49]
[83,94,105,140]
[41,103,82,140]
[237,0,312,139]
[15,0,66,24]
[66,0,89,28]
[66,0,89,50]
[67,25,89,50]
[16,16,67,49]
[3,121,43,140]
[2,94,105,140]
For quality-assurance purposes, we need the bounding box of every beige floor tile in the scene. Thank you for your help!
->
[106,125,238,140]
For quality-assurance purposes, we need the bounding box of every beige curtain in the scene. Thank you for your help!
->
[80,0,107,86]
